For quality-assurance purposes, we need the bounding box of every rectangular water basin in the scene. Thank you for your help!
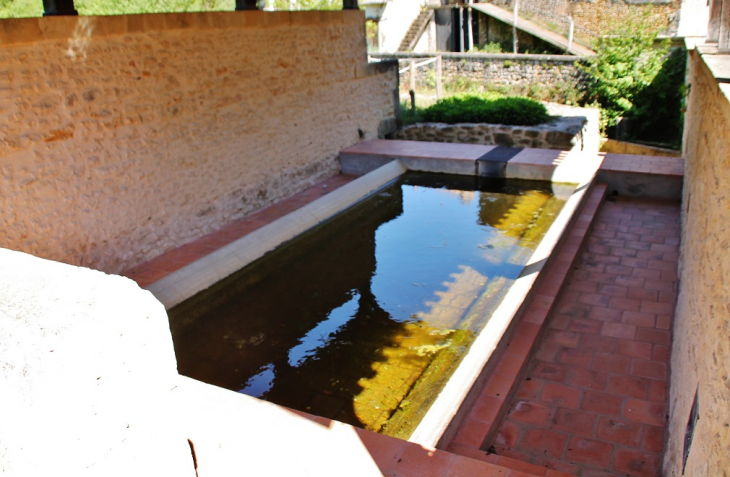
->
[169,172,566,439]
[148,153,599,447]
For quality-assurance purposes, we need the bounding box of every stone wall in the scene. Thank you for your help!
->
[663,47,730,475]
[377,53,581,91]
[488,0,679,43]
[393,102,600,153]
[0,11,398,274]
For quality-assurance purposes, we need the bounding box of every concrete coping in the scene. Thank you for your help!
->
[0,10,364,46]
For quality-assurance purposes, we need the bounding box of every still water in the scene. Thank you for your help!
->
[169,173,564,438]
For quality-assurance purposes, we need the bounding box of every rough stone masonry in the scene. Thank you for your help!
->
[0,11,398,273]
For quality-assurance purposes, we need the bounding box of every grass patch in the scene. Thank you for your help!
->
[412,93,550,126]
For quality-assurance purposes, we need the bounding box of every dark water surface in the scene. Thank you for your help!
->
[169,173,565,438]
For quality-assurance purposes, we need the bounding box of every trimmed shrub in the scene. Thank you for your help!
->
[420,93,550,126]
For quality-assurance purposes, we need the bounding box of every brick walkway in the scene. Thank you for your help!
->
[489,197,680,476]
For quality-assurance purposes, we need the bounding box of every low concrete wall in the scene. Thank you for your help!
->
[601,139,682,158]
[0,248,194,476]
[0,11,398,274]
[663,46,730,476]
[392,103,600,153]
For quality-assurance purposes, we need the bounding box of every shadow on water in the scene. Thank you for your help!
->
[168,173,564,438]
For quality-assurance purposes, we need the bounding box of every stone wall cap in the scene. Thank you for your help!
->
[0,10,363,46]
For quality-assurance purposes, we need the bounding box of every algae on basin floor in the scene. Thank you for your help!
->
[168,173,565,438]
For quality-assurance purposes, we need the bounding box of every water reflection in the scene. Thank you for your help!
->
[169,173,564,438]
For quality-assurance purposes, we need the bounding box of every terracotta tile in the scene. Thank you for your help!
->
[647,380,668,403]
[549,313,572,331]
[578,333,617,353]
[652,344,670,362]
[494,419,523,449]
[524,308,549,325]
[607,375,650,400]
[448,443,499,464]
[506,337,535,359]
[640,300,674,315]
[516,378,545,400]
[591,353,631,374]
[515,322,541,343]
[494,449,538,468]
[644,279,675,292]
[484,373,515,399]
[655,314,672,329]
[557,302,592,318]
[632,267,662,280]
[355,428,406,471]
[471,395,506,424]
[623,399,666,427]
[564,436,613,468]
[642,425,666,453]
[587,306,623,323]
[545,330,581,348]
[495,454,550,475]
[385,443,453,477]
[540,383,583,409]
[581,390,624,416]
[601,322,637,340]
[447,455,509,476]
[497,353,528,378]
[630,359,667,380]
[551,408,597,438]
[453,419,493,448]
[556,347,592,367]
[508,400,555,427]
[566,367,608,391]
[532,456,580,475]
[613,448,662,477]
[622,311,656,328]
[615,339,653,360]
[530,362,567,382]
[635,328,671,345]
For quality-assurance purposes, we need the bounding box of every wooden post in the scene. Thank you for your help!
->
[456,7,463,52]
[235,0,259,9]
[410,60,417,93]
[566,16,574,53]
[436,55,443,100]
[512,0,519,54]
[721,0,730,51]
[466,3,473,52]
[709,0,722,42]
[42,0,77,15]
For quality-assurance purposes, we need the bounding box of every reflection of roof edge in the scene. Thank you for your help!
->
[470,3,596,56]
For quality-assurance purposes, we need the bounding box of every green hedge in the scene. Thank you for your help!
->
[419,94,550,126]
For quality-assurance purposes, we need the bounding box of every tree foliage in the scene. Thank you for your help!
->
[577,9,671,132]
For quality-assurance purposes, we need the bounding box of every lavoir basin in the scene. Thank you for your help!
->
[169,173,565,439]
[149,146,601,447]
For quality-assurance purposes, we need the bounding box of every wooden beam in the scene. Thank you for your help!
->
[42,0,77,16]
[235,0,259,10]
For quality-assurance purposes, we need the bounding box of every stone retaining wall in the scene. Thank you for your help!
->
[393,103,600,153]
[374,53,582,91]
[0,11,398,274]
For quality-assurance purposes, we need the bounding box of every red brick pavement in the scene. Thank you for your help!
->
[490,198,680,476]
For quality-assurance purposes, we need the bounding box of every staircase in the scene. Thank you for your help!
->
[397,8,434,52]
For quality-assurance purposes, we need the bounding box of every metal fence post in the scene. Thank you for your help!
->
[436,55,443,100]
